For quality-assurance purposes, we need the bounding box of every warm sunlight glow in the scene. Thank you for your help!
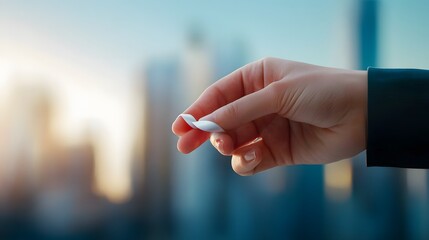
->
[0,41,136,203]
[324,159,352,201]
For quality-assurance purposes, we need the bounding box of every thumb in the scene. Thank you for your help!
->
[200,82,280,131]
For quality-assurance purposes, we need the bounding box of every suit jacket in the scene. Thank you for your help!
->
[367,67,429,168]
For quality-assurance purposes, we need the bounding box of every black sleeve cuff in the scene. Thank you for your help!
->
[367,67,429,168]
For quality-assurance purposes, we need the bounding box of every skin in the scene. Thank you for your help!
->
[172,57,367,176]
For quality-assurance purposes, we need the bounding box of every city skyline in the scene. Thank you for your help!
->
[1,1,429,239]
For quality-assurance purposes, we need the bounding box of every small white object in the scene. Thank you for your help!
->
[179,114,224,133]
[193,120,224,133]
[180,114,197,128]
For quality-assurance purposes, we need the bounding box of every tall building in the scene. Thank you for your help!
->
[139,57,180,237]
[169,28,227,239]
[352,1,407,239]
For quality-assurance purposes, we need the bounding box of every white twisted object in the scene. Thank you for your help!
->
[179,114,224,133]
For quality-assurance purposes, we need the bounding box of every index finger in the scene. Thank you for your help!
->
[172,59,266,136]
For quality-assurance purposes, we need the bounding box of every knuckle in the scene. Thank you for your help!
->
[260,56,274,64]
[267,81,284,112]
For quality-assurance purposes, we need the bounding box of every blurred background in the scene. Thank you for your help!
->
[0,0,429,239]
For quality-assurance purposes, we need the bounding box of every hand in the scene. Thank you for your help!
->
[172,57,367,176]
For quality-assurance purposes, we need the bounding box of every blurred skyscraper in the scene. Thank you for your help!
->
[169,28,230,240]
[351,1,406,239]
[0,81,55,239]
[138,57,180,238]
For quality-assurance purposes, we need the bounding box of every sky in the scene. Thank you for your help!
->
[0,0,356,75]
[2,0,428,75]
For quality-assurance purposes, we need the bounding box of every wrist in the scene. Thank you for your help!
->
[351,69,368,148]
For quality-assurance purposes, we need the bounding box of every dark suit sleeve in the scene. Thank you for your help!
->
[367,67,429,168]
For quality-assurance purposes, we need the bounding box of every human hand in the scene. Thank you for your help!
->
[172,57,367,176]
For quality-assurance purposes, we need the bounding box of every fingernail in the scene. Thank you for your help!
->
[215,138,224,152]
[244,150,256,162]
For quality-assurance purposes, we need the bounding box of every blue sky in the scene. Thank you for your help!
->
[1,0,429,77]
[0,1,354,71]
